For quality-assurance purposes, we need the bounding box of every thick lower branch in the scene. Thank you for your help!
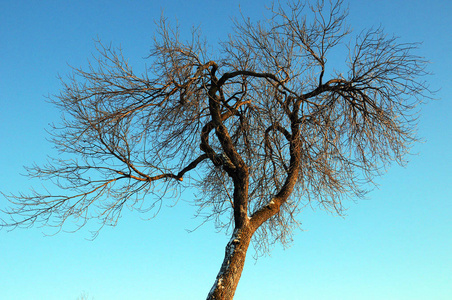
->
[176,154,209,179]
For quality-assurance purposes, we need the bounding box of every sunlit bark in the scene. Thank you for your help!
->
[1,1,431,298]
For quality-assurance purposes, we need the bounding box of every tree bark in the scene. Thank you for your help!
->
[206,226,253,300]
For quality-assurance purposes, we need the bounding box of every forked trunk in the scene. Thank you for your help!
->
[206,227,253,300]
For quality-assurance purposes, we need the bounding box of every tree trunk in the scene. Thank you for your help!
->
[206,226,253,300]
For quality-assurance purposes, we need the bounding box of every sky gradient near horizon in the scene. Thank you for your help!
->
[1,1,451,299]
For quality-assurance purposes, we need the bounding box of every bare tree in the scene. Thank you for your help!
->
[76,291,93,300]
[1,1,430,299]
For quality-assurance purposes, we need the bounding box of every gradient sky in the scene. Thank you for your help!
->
[1,1,451,299]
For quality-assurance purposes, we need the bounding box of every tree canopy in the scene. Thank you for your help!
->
[1,1,431,299]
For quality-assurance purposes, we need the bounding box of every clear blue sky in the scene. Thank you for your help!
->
[1,0,451,299]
